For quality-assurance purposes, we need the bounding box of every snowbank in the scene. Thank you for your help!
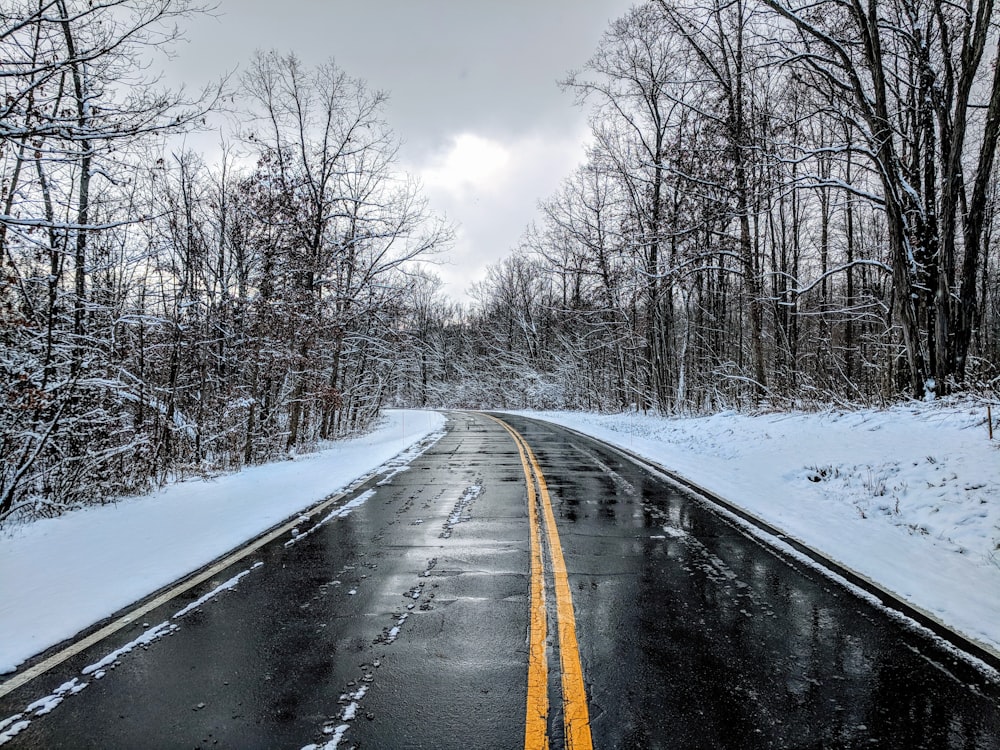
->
[514,400,1000,658]
[0,409,446,674]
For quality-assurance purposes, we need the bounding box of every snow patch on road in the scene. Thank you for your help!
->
[0,716,29,746]
[440,483,482,538]
[284,490,376,549]
[0,677,90,745]
[339,684,367,721]
[306,672,376,749]
[82,621,177,676]
[306,723,349,749]
[376,612,409,645]
[172,566,259,619]
[24,678,87,716]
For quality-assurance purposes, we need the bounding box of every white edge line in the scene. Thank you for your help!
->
[0,489,347,700]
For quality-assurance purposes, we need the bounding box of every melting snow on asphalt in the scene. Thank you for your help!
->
[339,684,367,721]
[440,483,482,538]
[171,562,263,619]
[0,715,29,745]
[304,723,349,750]
[0,677,89,744]
[511,397,1000,660]
[303,675,376,749]
[284,490,377,549]
[375,612,409,645]
[81,621,178,676]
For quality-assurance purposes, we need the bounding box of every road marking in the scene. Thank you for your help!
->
[0,489,349,700]
[526,443,593,750]
[489,415,592,750]
[505,420,550,750]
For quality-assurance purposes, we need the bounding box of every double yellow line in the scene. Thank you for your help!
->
[489,416,593,750]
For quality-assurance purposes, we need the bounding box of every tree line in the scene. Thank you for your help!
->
[395,0,1000,413]
[1,1,448,522]
[4,0,1000,524]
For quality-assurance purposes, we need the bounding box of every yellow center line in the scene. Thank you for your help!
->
[492,416,549,749]
[524,441,593,750]
[488,415,592,750]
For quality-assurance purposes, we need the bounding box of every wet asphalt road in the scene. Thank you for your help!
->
[2,411,999,749]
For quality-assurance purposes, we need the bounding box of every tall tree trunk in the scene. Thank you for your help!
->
[955,39,1000,378]
[58,0,91,375]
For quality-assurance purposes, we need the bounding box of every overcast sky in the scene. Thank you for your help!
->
[163,1,635,301]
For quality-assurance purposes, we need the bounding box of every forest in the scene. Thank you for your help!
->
[3,0,1000,523]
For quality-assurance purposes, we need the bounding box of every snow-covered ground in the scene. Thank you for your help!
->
[0,409,446,676]
[512,398,1000,663]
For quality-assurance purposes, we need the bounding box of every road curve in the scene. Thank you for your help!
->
[1,411,998,749]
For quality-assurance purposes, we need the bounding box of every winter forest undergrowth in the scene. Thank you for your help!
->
[4,0,1000,525]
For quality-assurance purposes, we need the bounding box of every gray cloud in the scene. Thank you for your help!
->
[165,0,634,300]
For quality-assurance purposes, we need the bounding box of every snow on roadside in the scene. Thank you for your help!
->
[0,409,446,675]
[513,399,1000,658]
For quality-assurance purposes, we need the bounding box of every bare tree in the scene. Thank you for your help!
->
[762,0,1000,396]
[1,0,218,519]
[241,51,449,446]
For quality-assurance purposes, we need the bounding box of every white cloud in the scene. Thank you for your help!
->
[411,128,591,303]
[419,133,512,196]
